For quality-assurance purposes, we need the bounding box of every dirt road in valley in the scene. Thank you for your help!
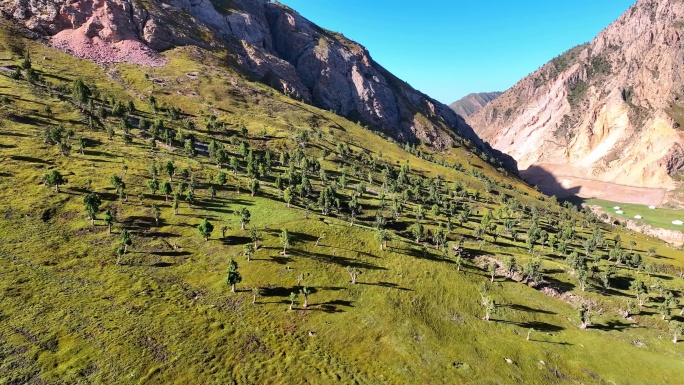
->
[521,163,667,206]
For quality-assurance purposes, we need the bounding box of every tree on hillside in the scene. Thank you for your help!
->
[410,223,424,243]
[288,292,298,311]
[198,218,214,241]
[579,303,592,330]
[43,170,65,193]
[488,262,497,282]
[503,256,516,278]
[670,321,684,343]
[172,194,180,215]
[249,178,260,196]
[375,230,390,251]
[147,179,159,196]
[72,78,91,105]
[226,259,242,293]
[83,193,101,226]
[104,209,114,234]
[283,187,293,208]
[238,207,251,230]
[300,286,311,308]
[152,204,161,225]
[160,181,172,201]
[347,266,361,284]
[249,226,261,249]
[630,279,648,307]
[252,287,261,305]
[120,229,132,254]
[280,229,291,255]
[243,243,254,262]
[110,175,125,194]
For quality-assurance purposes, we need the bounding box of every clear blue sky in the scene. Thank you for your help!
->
[278,0,636,104]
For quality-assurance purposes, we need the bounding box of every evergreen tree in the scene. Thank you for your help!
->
[226,259,242,293]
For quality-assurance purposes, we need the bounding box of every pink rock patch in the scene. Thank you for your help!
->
[52,30,167,67]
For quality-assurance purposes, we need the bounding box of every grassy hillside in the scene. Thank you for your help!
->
[2,26,684,384]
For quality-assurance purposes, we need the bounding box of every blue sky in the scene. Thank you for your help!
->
[278,1,636,104]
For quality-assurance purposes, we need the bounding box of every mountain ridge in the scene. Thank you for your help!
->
[449,91,502,118]
[0,0,516,171]
[469,0,684,202]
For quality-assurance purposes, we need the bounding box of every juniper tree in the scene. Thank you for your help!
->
[151,204,161,225]
[670,321,684,343]
[83,193,101,225]
[238,207,251,230]
[283,187,293,207]
[252,287,261,304]
[226,259,242,293]
[104,209,113,234]
[146,179,159,195]
[280,229,291,255]
[43,170,65,193]
[161,181,172,201]
[579,303,591,330]
[198,218,214,241]
[300,286,311,308]
[288,292,298,311]
[249,227,261,249]
[347,266,361,284]
[243,243,254,262]
[410,223,424,243]
[630,279,648,307]
[375,230,390,251]
[249,178,260,196]
[503,256,516,278]
[488,262,497,282]
[110,175,124,194]
[172,194,179,215]
[120,229,132,254]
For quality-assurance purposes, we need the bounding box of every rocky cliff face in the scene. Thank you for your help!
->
[1,0,513,168]
[470,0,684,191]
[450,92,502,118]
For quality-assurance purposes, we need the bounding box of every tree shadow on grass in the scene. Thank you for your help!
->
[591,320,635,332]
[358,281,412,291]
[292,250,387,270]
[221,235,251,246]
[495,319,565,332]
[502,303,556,315]
[9,155,52,164]
[149,250,192,257]
[269,255,294,265]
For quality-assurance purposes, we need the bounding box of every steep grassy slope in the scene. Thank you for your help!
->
[1,26,684,384]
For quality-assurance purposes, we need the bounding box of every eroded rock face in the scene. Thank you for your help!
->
[469,0,684,190]
[0,0,514,167]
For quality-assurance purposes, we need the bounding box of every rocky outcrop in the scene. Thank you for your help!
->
[450,92,502,118]
[469,0,684,193]
[0,0,514,168]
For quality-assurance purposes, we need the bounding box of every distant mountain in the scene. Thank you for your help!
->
[469,0,684,202]
[449,92,502,118]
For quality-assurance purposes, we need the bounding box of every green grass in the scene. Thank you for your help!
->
[1,25,684,385]
[587,198,684,232]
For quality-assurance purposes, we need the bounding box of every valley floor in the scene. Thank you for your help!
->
[521,163,667,206]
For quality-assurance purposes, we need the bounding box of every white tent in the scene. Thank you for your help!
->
[649,206,656,209]
[672,220,684,226]
[616,210,624,215]
[613,206,621,210]
[634,215,643,219]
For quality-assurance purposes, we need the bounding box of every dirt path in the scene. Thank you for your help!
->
[521,164,667,206]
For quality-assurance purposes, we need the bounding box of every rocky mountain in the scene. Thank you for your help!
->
[469,0,684,202]
[0,0,514,169]
[449,92,502,118]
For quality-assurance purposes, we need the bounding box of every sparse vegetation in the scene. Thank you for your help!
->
[0,20,683,385]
